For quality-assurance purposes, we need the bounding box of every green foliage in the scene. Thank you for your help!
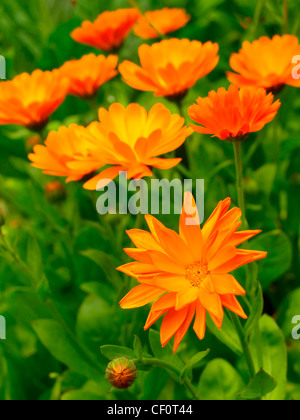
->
[0,0,299,401]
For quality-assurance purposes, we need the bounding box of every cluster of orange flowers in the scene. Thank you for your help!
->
[1,7,299,352]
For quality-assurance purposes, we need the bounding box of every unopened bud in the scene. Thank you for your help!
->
[45,181,67,203]
[26,135,42,154]
[105,357,137,390]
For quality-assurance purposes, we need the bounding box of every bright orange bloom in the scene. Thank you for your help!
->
[29,103,192,190]
[29,124,100,182]
[0,70,69,129]
[227,35,300,92]
[59,54,118,98]
[118,193,267,353]
[133,8,191,40]
[188,85,281,141]
[71,8,140,52]
[119,38,219,100]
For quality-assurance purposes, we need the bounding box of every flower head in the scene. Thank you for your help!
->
[119,38,219,100]
[28,124,99,182]
[71,8,140,52]
[118,193,267,353]
[133,8,191,40]
[59,54,118,98]
[227,35,300,92]
[188,85,281,141]
[105,358,137,390]
[0,70,69,129]
[45,181,67,204]
[29,104,192,190]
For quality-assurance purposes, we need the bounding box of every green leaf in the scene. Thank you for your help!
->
[253,163,277,196]
[198,359,244,401]
[249,315,287,400]
[207,312,242,355]
[250,230,292,290]
[100,345,136,360]
[32,319,100,383]
[244,284,264,338]
[61,391,102,401]
[239,369,277,400]
[180,349,210,379]
[133,335,143,361]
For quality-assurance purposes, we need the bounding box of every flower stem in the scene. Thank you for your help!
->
[175,100,189,169]
[230,313,256,378]
[134,357,201,400]
[233,141,248,229]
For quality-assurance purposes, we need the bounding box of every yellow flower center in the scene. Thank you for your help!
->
[186,261,209,288]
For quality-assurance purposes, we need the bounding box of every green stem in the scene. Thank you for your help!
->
[175,100,189,169]
[251,0,266,38]
[233,141,248,229]
[283,0,289,34]
[134,358,201,400]
[230,314,256,378]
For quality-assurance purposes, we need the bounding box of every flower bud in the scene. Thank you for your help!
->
[25,135,42,154]
[44,181,67,203]
[105,357,137,390]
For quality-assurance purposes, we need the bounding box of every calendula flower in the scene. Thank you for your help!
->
[133,8,191,40]
[119,38,219,100]
[0,70,69,130]
[29,104,192,190]
[59,54,118,98]
[28,124,100,182]
[71,8,140,52]
[105,358,137,389]
[227,35,300,92]
[118,193,267,353]
[188,85,281,141]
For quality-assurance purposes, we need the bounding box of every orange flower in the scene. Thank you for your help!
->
[0,70,69,129]
[119,38,219,100]
[133,8,191,40]
[29,124,100,182]
[59,54,118,98]
[188,85,281,141]
[29,103,192,190]
[118,193,267,353]
[71,8,140,52]
[227,35,300,92]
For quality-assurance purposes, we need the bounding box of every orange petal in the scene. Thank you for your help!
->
[120,284,163,309]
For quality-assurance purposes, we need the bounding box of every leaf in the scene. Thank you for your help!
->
[133,335,143,361]
[198,359,244,401]
[239,369,277,400]
[244,284,264,338]
[100,345,136,361]
[249,315,287,400]
[206,312,242,355]
[180,350,210,379]
[253,163,276,196]
[61,391,102,401]
[250,230,292,290]
[32,319,100,383]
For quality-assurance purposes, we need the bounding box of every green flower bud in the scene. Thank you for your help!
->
[105,357,137,390]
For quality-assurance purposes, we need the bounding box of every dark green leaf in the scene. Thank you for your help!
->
[239,369,277,400]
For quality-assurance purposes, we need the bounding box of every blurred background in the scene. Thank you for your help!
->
[0,0,299,400]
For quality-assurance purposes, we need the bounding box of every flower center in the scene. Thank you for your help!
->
[186,261,209,288]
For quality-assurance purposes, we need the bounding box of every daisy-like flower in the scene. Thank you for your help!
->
[59,54,118,98]
[71,8,140,52]
[28,124,100,182]
[188,85,281,141]
[119,38,219,101]
[118,193,267,353]
[227,35,300,93]
[0,70,69,130]
[133,8,191,40]
[28,103,192,190]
